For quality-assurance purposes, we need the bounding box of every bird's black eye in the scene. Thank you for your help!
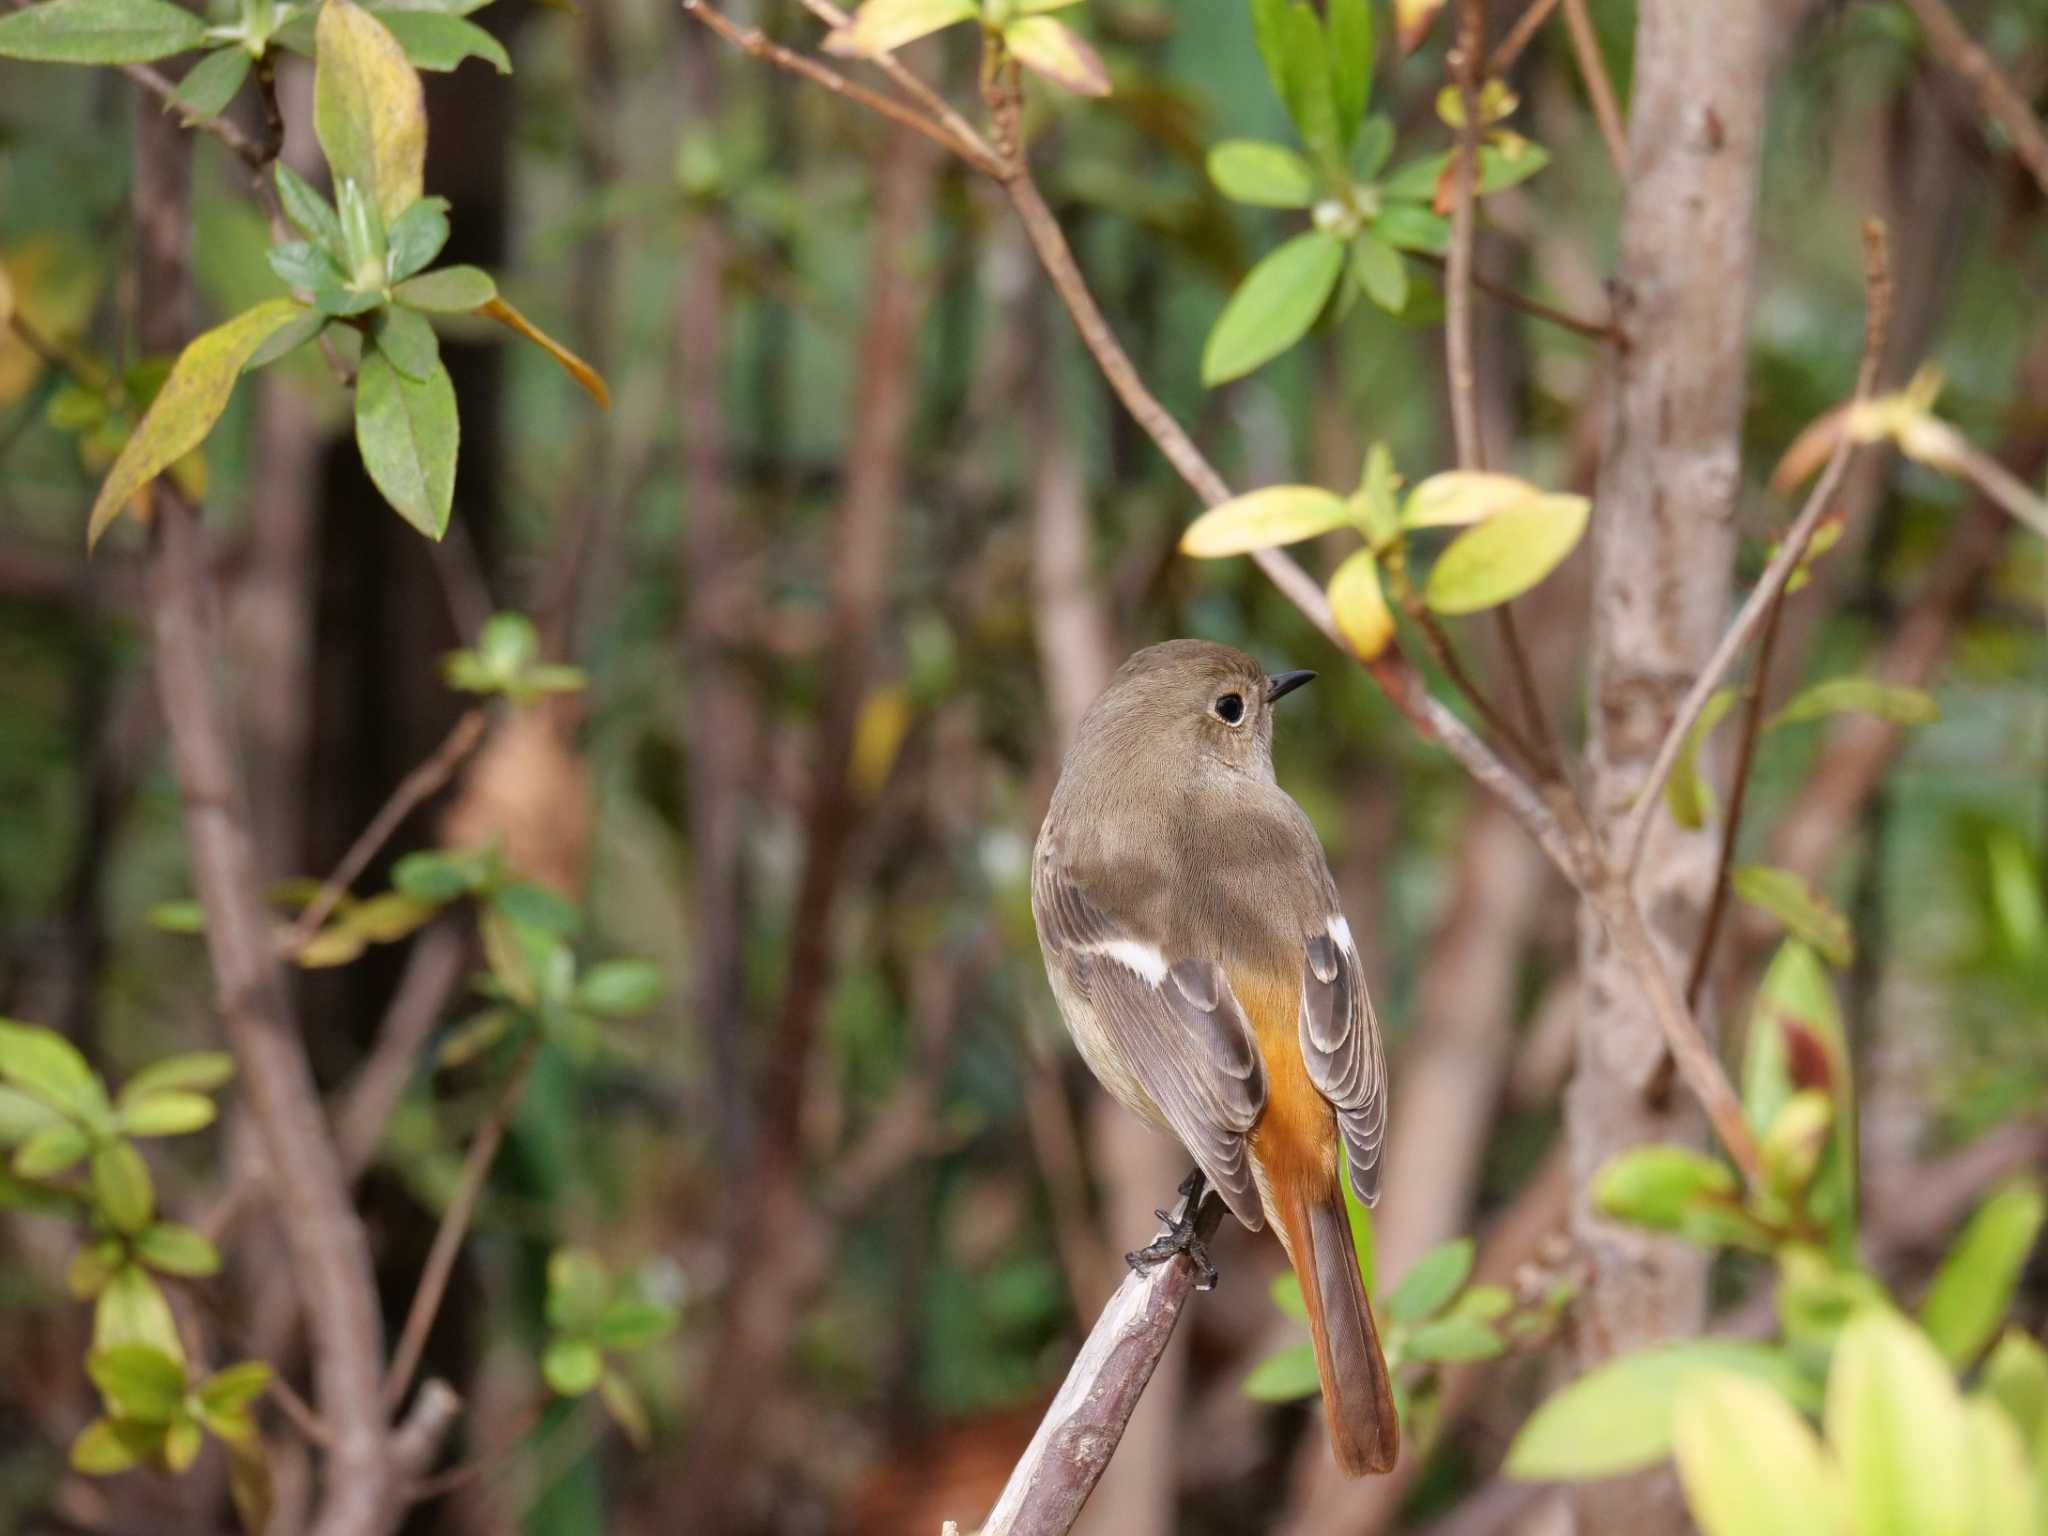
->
[1213,692,1245,726]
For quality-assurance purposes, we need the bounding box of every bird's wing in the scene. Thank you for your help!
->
[1033,858,1268,1230]
[1300,914,1389,1206]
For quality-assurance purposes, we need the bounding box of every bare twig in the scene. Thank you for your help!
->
[792,0,1001,170]
[406,1395,550,1502]
[1489,0,1563,75]
[1446,1,1487,473]
[1899,0,2048,198]
[978,1191,1225,1536]
[270,1372,331,1448]
[1622,221,1894,873]
[382,1045,537,1412]
[1412,255,1617,341]
[1682,583,1783,1007]
[283,709,488,955]
[1561,0,1628,177]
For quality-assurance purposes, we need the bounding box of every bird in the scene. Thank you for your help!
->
[1030,638,1398,1477]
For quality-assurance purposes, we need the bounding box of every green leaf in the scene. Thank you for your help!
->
[267,240,349,295]
[376,10,510,73]
[1206,140,1318,208]
[1406,1316,1503,1362]
[1201,230,1345,385]
[120,1052,234,1102]
[1665,687,1737,831]
[343,891,438,943]
[1003,16,1110,97]
[1273,1,1337,160]
[1919,1180,2045,1369]
[1270,1270,1308,1322]
[93,1140,155,1233]
[314,0,427,224]
[120,1090,216,1138]
[88,1342,185,1422]
[0,0,206,62]
[1731,867,1854,969]
[822,0,975,56]
[0,1085,63,1144]
[1372,201,1449,254]
[0,1019,104,1118]
[390,262,496,311]
[435,1008,514,1069]
[1247,0,1292,119]
[70,1417,149,1475]
[1402,470,1536,529]
[1349,231,1407,313]
[574,960,666,1019]
[1965,1397,2039,1536]
[1382,140,1552,202]
[246,309,326,370]
[1424,493,1590,614]
[1325,0,1372,147]
[393,847,490,902]
[1388,1237,1472,1324]
[543,1336,604,1397]
[146,898,207,934]
[371,305,441,382]
[1767,677,1940,731]
[1592,1144,1738,1232]
[1243,1342,1322,1402]
[384,197,452,282]
[1829,1310,1974,1536]
[494,881,580,937]
[170,45,253,120]
[1327,548,1395,661]
[546,1247,610,1333]
[1180,485,1351,557]
[594,1297,678,1351]
[87,297,305,548]
[477,610,540,674]
[15,1120,90,1177]
[1506,1341,1811,1481]
[274,164,345,257]
[1672,1371,1839,1536]
[354,351,458,538]
[1980,1330,2048,1444]
[134,1222,221,1278]
[95,1264,183,1363]
[163,1411,202,1472]
[197,1360,272,1421]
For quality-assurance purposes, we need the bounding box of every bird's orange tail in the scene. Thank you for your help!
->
[1271,1176,1399,1476]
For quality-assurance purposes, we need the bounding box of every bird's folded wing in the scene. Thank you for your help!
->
[1300,916,1388,1206]
[1034,863,1268,1230]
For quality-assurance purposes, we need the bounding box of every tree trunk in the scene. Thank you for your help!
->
[1572,2,1781,1529]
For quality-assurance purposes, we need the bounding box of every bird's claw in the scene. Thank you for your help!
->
[1124,1178,1219,1291]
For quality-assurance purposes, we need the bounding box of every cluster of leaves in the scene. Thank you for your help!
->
[0,1024,274,1526]
[0,0,508,115]
[1200,0,1548,383]
[823,0,1110,98]
[1242,1180,1574,1450]
[53,0,604,550]
[1181,448,1590,660]
[442,611,587,705]
[541,1248,679,1447]
[1504,934,2048,1533]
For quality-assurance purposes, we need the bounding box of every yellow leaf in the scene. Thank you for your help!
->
[850,685,913,801]
[1180,485,1351,557]
[1394,0,1445,55]
[314,0,426,225]
[479,296,610,407]
[1672,1372,1840,1536]
[1003,16,1110,97]
[87,299,304,549]
[1402,470,1538,529]
[824,0,975,56]
[1423,492,1590,613]
[0,236,101,406]
[1327,548,1394,660]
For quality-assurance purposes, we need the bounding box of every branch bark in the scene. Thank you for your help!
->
[131,106,398,1536]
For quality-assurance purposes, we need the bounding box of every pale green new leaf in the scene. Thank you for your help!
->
[1200,230,1345,385]
[119,1052,233,1104]
[1672,1372,1840,1536]
[1350,231,1407,313]
[543,1336,603,1396]
[86,297,304,548]
[1181,485,1350,557]
[1243,1342,1321,1402]
[94,1263,184,1363]
[92,1140,155,1233]
[1424,493,1589,614]
[0,1018,106,1118]
[1665,687,1737,831]
[1327,548,1394,660]
[87,1342,185,1423]
[1829,1310,1974,1536]
[1731,866,1854,969]
[1402,470,1537,529]
[1919,1180,2045,1369]
[1388,1237,1472,1324]
[1206,140,1318,208]
[822,0,974,57]
[1767,677,1940,731]
[1003,17,1109,96]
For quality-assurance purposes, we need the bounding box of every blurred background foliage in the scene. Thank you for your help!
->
[1,0,2046,1531]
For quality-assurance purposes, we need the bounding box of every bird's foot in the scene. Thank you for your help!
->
[1124,1168,1218,1291]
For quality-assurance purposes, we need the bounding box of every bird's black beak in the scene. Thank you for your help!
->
[1266,669,1317,703]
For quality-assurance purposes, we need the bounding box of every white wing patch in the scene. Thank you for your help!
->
[1087,938,1171,988]
[1328,914,1355,956]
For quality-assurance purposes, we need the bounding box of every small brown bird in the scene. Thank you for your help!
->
[1032,638,1398,1476]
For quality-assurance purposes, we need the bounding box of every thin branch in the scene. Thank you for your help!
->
[1412,254,1617,341]
[406,1395,550,1502]
[1489,0,1563,75]
[1445,1,1486,473]
[680,0,1004,175]
[1899,0,2048,199]
[1561,0,1628,177]
[283,708,487,955]
[1622,220,1894,874]
[270,1372,331,1447]
[382,1044,536,1411]
[791,0,1002,170]
[1682,583,1784,1008]
[977,1191,1225,1536]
